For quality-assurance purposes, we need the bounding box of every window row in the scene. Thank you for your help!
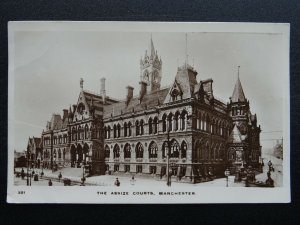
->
[43,148,66,160]
[105,140,187,160]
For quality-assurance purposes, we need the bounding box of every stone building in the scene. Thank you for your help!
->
[26,136,42,168]
[36,37,261,182]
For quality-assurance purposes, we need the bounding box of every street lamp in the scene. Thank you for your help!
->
[224,168,230,187]
[267,160,273,172]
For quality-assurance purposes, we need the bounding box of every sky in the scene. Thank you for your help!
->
[10,23,288,151]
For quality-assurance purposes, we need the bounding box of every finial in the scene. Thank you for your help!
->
[238,66,240,78]
[185,33,189,67]
[80,78,84,90]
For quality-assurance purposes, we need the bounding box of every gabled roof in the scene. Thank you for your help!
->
[172,64,198,100]
[231,76,246,102]
[228,125,243,143]
[82,91,119,117]
[103,87,170,119]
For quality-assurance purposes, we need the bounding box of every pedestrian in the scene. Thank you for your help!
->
[21,168,25,180]
[130,176,136,185]
[48,179,53,186]
[40,171,44,178]
[58,172,62,182]
[114,178,120,187]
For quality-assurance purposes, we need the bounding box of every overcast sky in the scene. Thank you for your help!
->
[10,23,288,151]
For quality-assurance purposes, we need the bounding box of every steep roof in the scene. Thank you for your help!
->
[82,91,119,117]
[103,87,170,119]
[231,76,246,102]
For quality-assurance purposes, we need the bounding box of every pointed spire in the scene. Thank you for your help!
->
[150,34,155,58]
[80,78,84,90]
[231,66,246,102]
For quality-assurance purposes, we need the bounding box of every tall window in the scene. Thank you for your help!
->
[140,120,144,135]
[136,143,144,158]
[153,117,158,134]
[162,114,167,132]
[85,124,89,139]
[105,145,110,158]
[107,126,111,139]
[124,143,131,158]
[148,142,158,158]
[174,112,179,131]
[170,139,180,158]
[168,114,173,131]
[162,141,168,158]
[128,122,132,137]
[135,121,140,136]
[113,124,117,138]
[181,111,187,130]
[117,124,121,138]
[58,149,62,159]
[148,118,153,134]
[113,144,120,158]
[181,141,187,158]
[124,123,127,137]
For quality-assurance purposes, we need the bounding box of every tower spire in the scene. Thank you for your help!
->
[150,34,155,58]
[231,66,246,102]
[185,33,188,67]
[80,78,84,90]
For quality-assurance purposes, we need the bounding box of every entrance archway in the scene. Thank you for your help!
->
[70,145,76,167]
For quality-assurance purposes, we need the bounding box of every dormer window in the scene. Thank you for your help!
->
[171,89,179,101]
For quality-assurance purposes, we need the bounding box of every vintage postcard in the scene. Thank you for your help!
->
[7,22,290,203]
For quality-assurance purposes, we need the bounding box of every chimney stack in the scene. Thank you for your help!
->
[126,86,134,106]
[100,77,106,104]
[62,109,68,121]
[72,104,77,113]
[139,81,147,102]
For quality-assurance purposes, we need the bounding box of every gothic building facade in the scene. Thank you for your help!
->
[35,38,261,182]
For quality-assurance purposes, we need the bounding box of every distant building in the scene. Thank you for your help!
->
[274,139,283,159]
[32,38,262,182]
[26,137,42,168]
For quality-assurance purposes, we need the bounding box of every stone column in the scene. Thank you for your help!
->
[130,144,136,173]
[119,147,124,172]
[143,144,149,174]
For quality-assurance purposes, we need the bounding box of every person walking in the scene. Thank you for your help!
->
[58,172,62,182]
[130,176,136,185]
[48,179,53,186]
[114,178,120,187]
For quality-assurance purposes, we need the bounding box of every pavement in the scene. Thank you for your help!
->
[14,155,283,187]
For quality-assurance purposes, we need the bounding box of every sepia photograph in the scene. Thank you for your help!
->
[7,22,290,203]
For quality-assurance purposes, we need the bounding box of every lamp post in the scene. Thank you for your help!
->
[267,160,272,172]
[81,162,86,186]
[224,168,230,187]
[166,128,171,187]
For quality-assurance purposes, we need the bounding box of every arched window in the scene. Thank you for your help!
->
[136,142,144,158]
[162,114,167,132]
[170,139,180,158]
[113,144,120,158]
[140,120,144,135]
[148,141,158,158]
[58,149,62,159]
[105,145,110,158]
[124,143,131,158]
[85,124,89,139]
[63,148,66,160]
[148,118,153,134]
[113,124,117,138]
[153,117,158,134]
[171,89,179,101]
[72,127,77,141]
[104,126,107,139]
[168,113,173,131]
[124,122,127,137]
[181,110,187,130]
[174,112,180,131]
[135,121,140,136]
[117,124,121,138]
[107,126,111,139]
[181,141,187,158]
[128,122,132,137]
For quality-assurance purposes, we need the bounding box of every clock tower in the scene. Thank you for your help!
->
[140,36,162,92]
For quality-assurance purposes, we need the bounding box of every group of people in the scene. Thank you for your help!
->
[114,176,136,186]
